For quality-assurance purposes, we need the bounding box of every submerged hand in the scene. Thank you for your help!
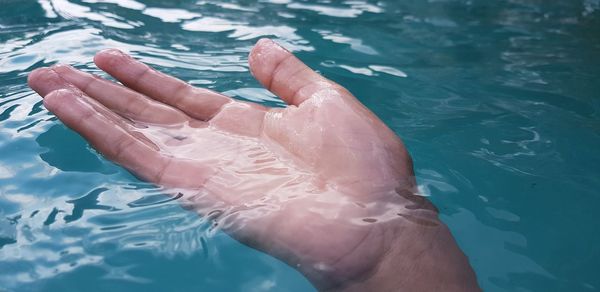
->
[28,39,479,291]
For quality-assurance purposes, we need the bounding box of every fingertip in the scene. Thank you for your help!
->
[29,65,85,99]
[28,67,50,87]
[50,64,93,86]
[94,48,127,68]
[28,67,64,96]
[255,38,288,52]
[96,48,125,57]
[50,63,75,74]
[249,38,284,63]
[256,38,274,47]
[43,88,76,112]
[248,39,337,106]
[248,41,262,70]
[248,38,289,82]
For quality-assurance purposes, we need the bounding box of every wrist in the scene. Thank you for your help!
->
[313,218,481,292]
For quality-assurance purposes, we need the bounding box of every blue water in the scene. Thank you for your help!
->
[1,0,599,291]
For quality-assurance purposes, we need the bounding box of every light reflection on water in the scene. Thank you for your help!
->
[1,0,599,291]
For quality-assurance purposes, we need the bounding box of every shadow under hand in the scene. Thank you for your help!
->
[36,124,115,174]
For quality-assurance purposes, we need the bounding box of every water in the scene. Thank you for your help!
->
[1,0,599,291]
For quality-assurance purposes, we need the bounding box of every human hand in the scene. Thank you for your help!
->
[28,39,479,291]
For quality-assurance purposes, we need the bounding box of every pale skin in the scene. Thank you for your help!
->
[28,38,480,291]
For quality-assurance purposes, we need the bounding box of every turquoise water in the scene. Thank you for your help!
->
[1,0,599,291]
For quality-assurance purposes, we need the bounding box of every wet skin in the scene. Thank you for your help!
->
[28,39,480,291]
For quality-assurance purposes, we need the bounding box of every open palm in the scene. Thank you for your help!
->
[29,39,479,291]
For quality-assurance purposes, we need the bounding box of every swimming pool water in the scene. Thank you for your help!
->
[1,0,599,291]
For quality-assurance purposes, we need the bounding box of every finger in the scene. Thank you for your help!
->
[29,67,133,125]
[29,67,158,146]
[94,49,231,121]
[29,68,212,187]
[43,88,213,188]
[28,67,78,96]
[50,64,190,124]
[248,38,340,106]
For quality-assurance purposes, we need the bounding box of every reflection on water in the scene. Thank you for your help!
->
[0,0,599,291]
